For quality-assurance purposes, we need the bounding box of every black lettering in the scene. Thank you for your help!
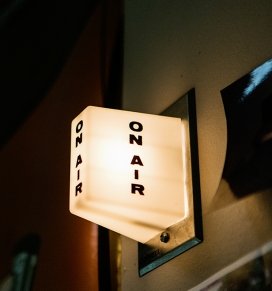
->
[75,182,82,196]
[131,183,145,195]
[76,154,82,168]
[129,121,143,132]
[76,133,82,147]
[131,155,144,166]
[76,120,83,133]
[77,169,80,180]
[134,169,139,179]
[129,134,142,145]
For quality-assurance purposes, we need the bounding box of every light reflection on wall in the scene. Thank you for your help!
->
[242,59,272,101]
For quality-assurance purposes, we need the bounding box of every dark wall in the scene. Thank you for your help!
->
[0,1,123,289]
[0,0,99,148]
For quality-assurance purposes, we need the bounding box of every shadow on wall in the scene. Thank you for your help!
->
[221,58,272,197]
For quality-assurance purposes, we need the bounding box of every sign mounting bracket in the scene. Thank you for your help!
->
[138,89,203,276]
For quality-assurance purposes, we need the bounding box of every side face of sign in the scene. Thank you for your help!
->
[70,106,187,243]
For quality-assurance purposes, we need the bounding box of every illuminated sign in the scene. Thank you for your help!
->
[70,106,188,243]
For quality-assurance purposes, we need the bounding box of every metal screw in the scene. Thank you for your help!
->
[160,232,170,243]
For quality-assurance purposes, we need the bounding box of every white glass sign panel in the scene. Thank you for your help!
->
[70,106,188,243]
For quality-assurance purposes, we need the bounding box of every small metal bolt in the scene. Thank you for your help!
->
[160,232,170,243]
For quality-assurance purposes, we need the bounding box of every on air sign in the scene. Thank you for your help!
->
[70,106,188,243]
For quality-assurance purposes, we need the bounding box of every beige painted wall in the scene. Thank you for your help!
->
[120,1,272,290]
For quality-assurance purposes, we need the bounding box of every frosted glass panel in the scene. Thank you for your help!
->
[70,106,188,243]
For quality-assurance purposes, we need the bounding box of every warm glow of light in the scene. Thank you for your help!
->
[70,106,189,243]
[181,120,190,218]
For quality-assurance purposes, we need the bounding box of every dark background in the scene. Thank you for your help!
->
[0,0,99,147]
